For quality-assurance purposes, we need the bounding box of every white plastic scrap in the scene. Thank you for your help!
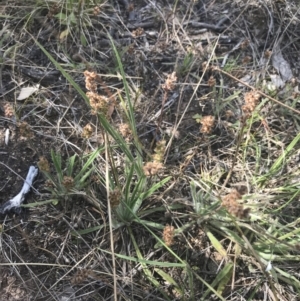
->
[17,85,39,101]
[0,166,38,214]
[4,128,10,145]
[265,261,272,272]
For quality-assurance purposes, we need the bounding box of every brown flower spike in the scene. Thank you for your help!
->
[84,70,112,115]
[109,189,121,209]
[87,92,109,115]
[207,76,216,87]
[84,70,99,92]
[82,124,93,139]
[162,72,177,91]
[143,140,166,176]
[119,123,132,142]
[242,91,261,114]
[152,140,166,163]
[62,176,74,190]
[4,103,14,118]
[200,116,215,134]
[222,189,250,219]
[163,225,175,246]
[38,157,50,173]
[19,122,34,138]
[143,161,164,176]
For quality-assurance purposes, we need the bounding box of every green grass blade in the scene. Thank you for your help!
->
[216,263,234,295]
[66,154,77,177]
[74,148,101,181]
[22,199,60,207]
[154,268,183,297]
[205,228,227,257]
[202,263,233,299]
[107,34,136,134]
[51,150,63,183]
[100,249,186,267]
[33,38,90,105]
[124,161,136,201]
[128,227,171,300]
[269,132,300,174]
[78,168,94,187]
[71,225,105,236]
[140,176,171,200]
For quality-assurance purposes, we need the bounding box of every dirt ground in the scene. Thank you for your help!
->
[1,0,300,300]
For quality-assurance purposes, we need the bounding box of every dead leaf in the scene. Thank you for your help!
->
[272,49,293,82]
[17,85,39,101]
[59,29,69,41]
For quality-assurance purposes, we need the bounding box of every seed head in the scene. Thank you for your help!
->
[82,124,93,139]
[143,161,164,176]
[242,91,261,114]
[38,157,50,173]
[162,72,177,91]
[207,76,216,87]
[200,115,215,134]
[109,189,121,209]
[163,225,175,246]
[222,189,250,219]
[62,176,74,190]
[19,121,34,138]
[119,123,132,141]
[4,103,14,118]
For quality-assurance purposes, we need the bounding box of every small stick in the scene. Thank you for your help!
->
[213,66,300,115]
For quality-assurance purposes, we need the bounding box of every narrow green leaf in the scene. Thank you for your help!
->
[216,263,233,295]
[270,132,300,173]
[80,33,87,46]
[99,248,186,268]
[71,225,104,236]
[107,34,135,133]
[78,168,94,187]
[138,204,185,218]
[128,227,171,300]
[205,228,227,257]
[202,263,233,299]
[33,38,90,104]
[154,268,183,296]
[51,150,63,183]
[274,267,300,289]
[124,162,136,201]
[75,148,101,181]
[22,199,60,207]
[66,154,77,177]
[137,220,165,229]
[219,226,245,247]
[141,176,171,200]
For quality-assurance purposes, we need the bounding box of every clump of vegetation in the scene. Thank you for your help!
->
[38,149,100,200]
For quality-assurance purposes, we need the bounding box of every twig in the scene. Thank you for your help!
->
[105,133,118,301]
[153,89,168,145]
[214,67,300,115]
[184,21,226,32]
